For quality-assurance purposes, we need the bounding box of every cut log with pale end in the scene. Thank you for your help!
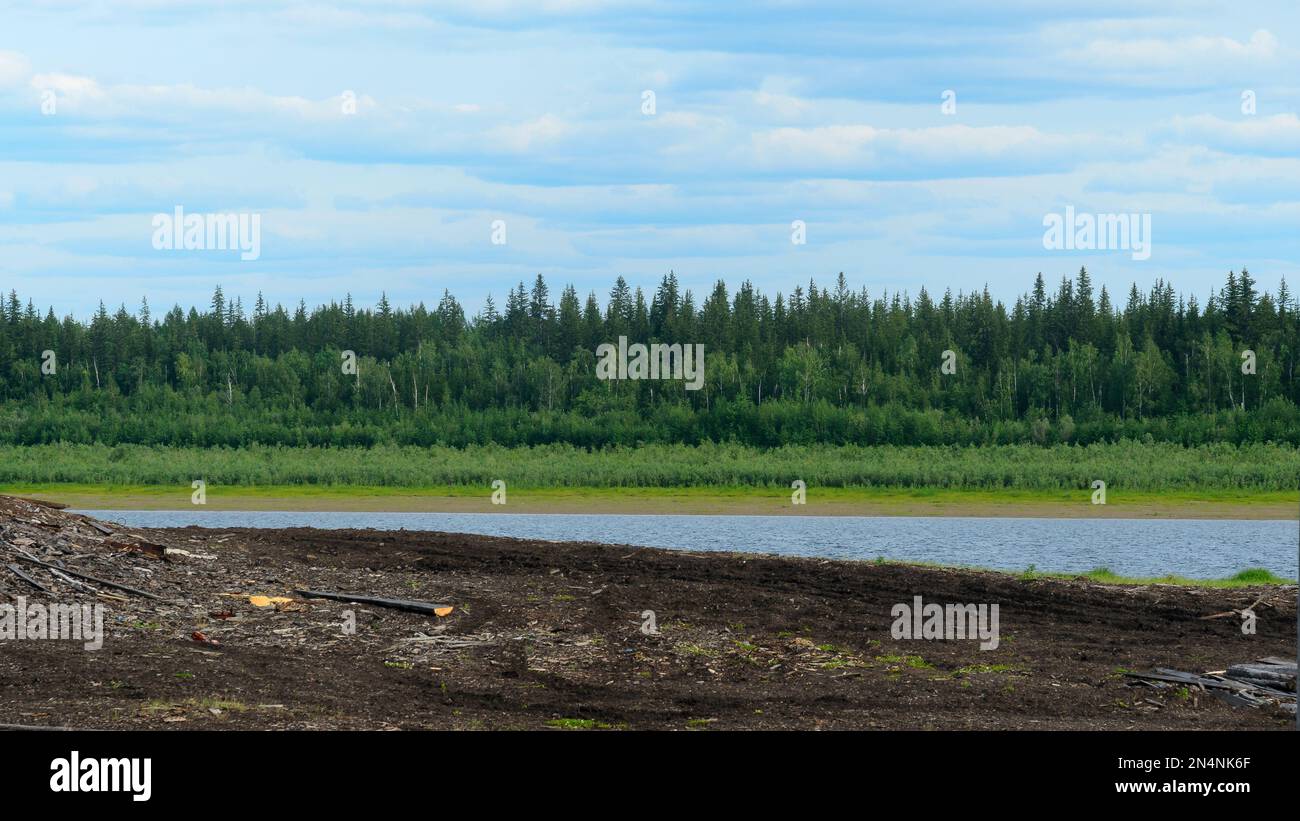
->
[295,589,453,617]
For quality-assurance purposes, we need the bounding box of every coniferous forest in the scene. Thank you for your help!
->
[0,268,1297,450]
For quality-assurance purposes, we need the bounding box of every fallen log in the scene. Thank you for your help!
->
[10,553,168,601]
[46,567,98,595]
[1225,661,1296,693]
[6,563,51,593]
[1127,661,1297,711]
[1211,690,1268,709]
[1200,593,1269,620]
[296,589,452,616]
[1127,670,1227,689]
[83,519,116,536]
[0,723,79,731]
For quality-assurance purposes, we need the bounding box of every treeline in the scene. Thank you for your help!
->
[0,268,1297,447]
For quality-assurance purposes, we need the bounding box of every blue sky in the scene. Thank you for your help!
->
[1,0,1298,319]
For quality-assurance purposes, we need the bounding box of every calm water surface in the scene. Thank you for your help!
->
[78,509,1298,580]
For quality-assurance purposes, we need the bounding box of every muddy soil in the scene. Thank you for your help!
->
[0,495,1294,730]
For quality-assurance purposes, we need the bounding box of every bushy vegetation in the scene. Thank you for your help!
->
[0,268,1296,448]
[1,441,1294,491]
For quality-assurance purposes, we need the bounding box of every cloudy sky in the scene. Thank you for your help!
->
[1,0,1297,318]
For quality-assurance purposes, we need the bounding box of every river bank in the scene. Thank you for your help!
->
[0,495,1294,730]
[4,483,1296,519]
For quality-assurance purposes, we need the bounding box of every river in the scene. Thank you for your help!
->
[77,510,1299,580]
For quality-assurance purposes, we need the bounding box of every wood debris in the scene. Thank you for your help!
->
[1125,658,1296,714]
[296,589,453,617]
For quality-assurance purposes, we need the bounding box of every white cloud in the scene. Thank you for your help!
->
[489,114,572,152]
[1167,113,1300,155]
[749,123,1108,175]
[752,90,811,119]
[1066,29,1279,70]
[30,72,104,98]
[0,51,32,88]
[21,70,381,123]
[1,4,1296,313]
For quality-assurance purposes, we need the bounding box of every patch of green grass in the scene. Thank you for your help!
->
[1066,566,1292,588]
[1015,562,1293,587]
[546,718,620,730]
[954,663,1019,676]
[676,643,714,657]
[875,653,931,669]
[872,557,1295,587]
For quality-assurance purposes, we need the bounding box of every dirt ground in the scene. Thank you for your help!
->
[0,494,1295,730]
